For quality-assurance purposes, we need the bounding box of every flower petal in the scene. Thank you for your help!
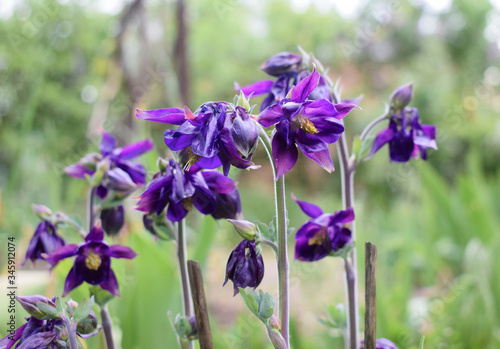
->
[136,108,186,125]
[62,264,84,297]
[163,124,198,151]
[272,132,298,179]
[99,269,120,297]
[291,68,320,103]
[369,128,394,158]
[257,103,285,127]
[201,171,237,194]
[109,245,137,259]
[43,244,78,265]
[191,116,220,158]
[291,193,323,218]
[86,225,105,242]
[166,201,189,222]
[333,103,357,120]
[300,147,335,173]
[99,130,117,155]
[236,80,274,97]
[295,221,331,261]
[64,163,94,179]
[116,139,154,160]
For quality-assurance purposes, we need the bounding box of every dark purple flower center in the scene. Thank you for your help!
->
[85,252,102,271]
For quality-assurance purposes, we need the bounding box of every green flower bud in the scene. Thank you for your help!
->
[227,219,257,240]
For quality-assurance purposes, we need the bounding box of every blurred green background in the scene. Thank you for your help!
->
[1,0,500,347]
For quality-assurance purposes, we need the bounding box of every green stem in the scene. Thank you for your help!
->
[359,113,389,141]
[61,315,79,349]
[337,134,359,349]
[100,304,116,349]
[257,123,289,348]
[176,220,194,349]
[88,186,96,230]
[262,239,279,254]
[63,215,87,239]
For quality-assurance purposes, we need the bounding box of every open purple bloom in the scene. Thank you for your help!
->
[65,130,153,199]
[43,225,136,297]
[224,240,264,296]
[22,221,65,266]
[293,194,354,261]
[370,107,437,162]
[255,69,355,178]
[360,338,399,349]
[136,102,257,176]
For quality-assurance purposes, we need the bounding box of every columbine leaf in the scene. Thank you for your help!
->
[36,302,58,318]
[73,296,94,322]
[256,290,275,321]
[238,287,259,318]
[256,221,275,243]
[55,297,64,313]
[89,286,115,306]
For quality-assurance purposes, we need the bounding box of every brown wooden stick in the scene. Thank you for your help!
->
[364,242,377,349]
[187,260,213,349]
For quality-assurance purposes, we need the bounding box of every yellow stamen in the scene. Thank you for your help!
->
[308,233,326,246]
[85,253,102,270]
[300,119,319,134]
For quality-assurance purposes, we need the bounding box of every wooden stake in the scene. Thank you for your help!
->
[364,242,377,349]
[187,260,213,349]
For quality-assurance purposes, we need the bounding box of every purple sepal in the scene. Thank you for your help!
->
[224,240,264,296]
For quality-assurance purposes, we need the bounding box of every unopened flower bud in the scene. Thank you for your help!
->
[266,326,288,349]
[390,82,413,110]
[77,311,99,335]
[104,168,137,193]
[260,52,302,77]
[227,219,257,240]
[157,157,169,173]
[268,315,281,330]
[31,204,52,220]
[100,205,125,236]
[17,295,55,320]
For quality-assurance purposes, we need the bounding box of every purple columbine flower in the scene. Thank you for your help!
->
[43,225,136,297]
[370,84,437,162]
[65,130,153,199]
[135,160,240,222]
[224,240,264,296]
[360,338,399,349]
[136,102,257,176]
[293,194,354,261]
[255,69,355,178]
[22,221,65,266]
[0,316,59,349]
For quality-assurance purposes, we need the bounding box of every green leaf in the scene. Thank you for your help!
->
[36,302,58,318]
[256,290,275,321]
[55,298,64,313]
[73,296,94,322]
[286,227,295,237]
[256,220,275,243]
[88,286,115,306]
[238,287,259,317]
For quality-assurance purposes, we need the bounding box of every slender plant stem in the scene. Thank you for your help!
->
[262,239,279,254]
[65,322,79,349]
[359,113,389,141]
[101,304,116,349]
[63,215,87,239]
[177,220,195,349]
[257,123,289,348]
[275,175,289,347]
[88,186,96,230]
[337,134,359,349]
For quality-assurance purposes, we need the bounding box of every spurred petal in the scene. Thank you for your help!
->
[62,265,84,296]
[291,193,323,218]
[109,245,137,259]
[369,128,394,157]
[100,269,120,297]
[327,207,355,225]
[257,103,285,127]
[291,68,320,103]
[202,171,237,194]
[136,108,186,125]
[272,133,298,179]
[64,163,94,179]
[117,139,154,160]
[86,225,105,242]
[195,155,222,169]
[299,147,335,173]
[43,244,78,265]
[99,130,117,155]
[236,80,274,97]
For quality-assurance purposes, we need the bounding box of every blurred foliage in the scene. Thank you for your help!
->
[1,0,500,348]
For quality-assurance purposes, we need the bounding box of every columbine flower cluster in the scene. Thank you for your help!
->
[370,83,437,162]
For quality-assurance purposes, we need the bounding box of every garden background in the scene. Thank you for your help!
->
[1,0,500,347]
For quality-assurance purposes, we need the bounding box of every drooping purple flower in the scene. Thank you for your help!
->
[255,69,355,178]
[360,338,399,349]
[370,85,437,162]
[43,225,136,297]
[64,130,153,199]
[22,221,65,266]
[224,240,264,296]
[100,205,125,236]
[293,194,354,261]
[201,170,242,220]
[136,102,257,176]
[0,315,64,349]
[134,160,216,222]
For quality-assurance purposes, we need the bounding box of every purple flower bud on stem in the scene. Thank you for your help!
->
[390,82,413,110]
[100,205,125,236]
[16,295,55,320]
